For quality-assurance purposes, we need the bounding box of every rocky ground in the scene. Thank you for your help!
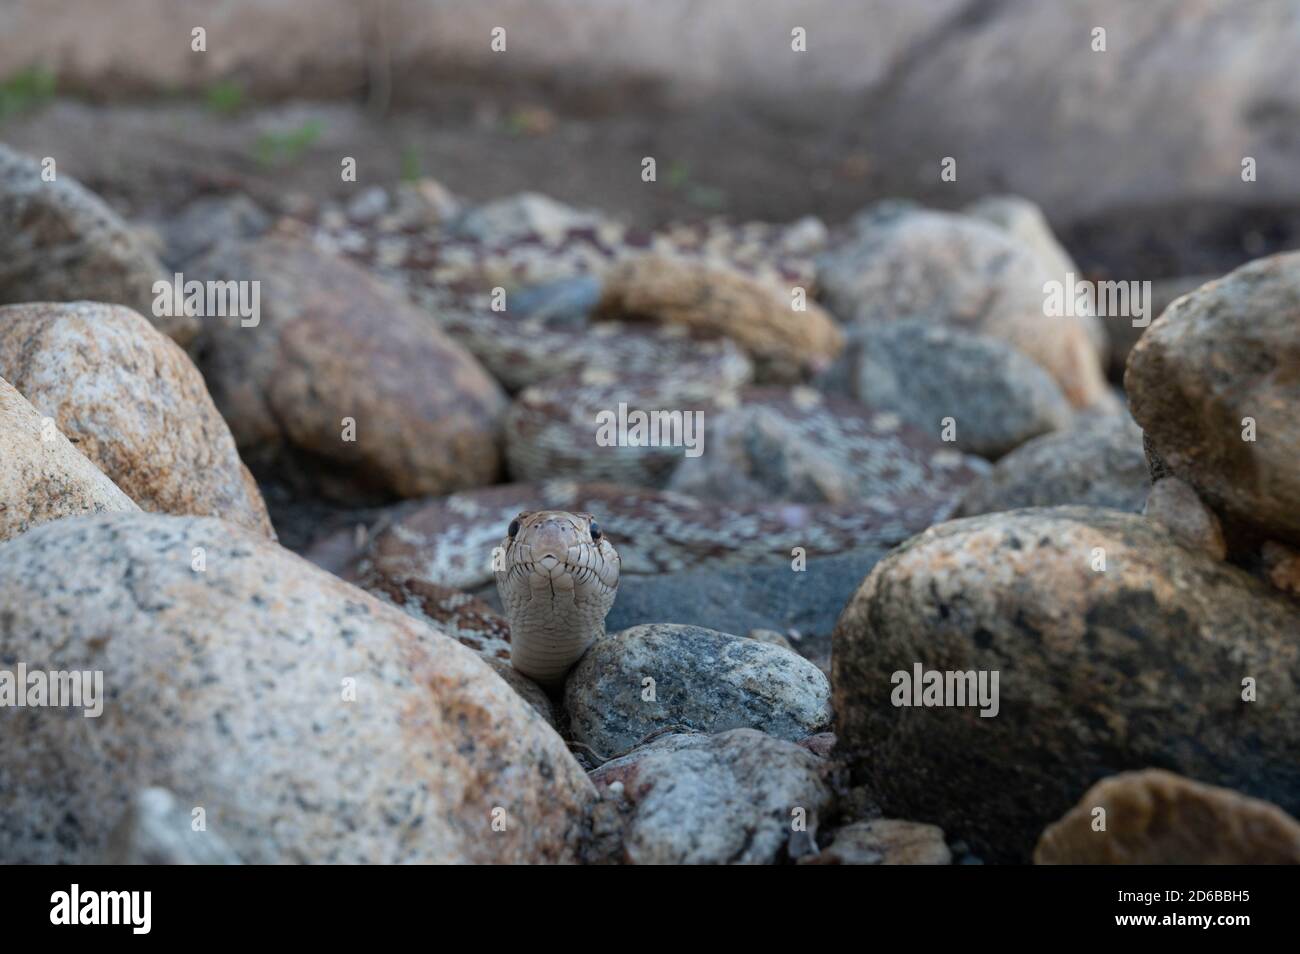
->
[0,109,1298,864]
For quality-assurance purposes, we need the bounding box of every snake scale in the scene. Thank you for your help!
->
[292,185,984,683]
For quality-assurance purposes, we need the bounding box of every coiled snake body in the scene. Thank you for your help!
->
[495,510,620,686]
[298,187,982,683]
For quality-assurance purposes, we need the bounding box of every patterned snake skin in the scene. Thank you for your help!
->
[294,186,981,658]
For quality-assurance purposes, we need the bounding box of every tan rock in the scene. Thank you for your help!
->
[0,302,273,537]
[190,236,507,501]
[596,254,843,383]
[965,194,1108,365]
[0,512,595,863]
[833,507,1300,862]
[1035,769,1300,864]
[802,819,952,865]
[1109,273,1218,378]
[816,205,1110,408]
[1127,252,1300,546]
[0,375,138,541]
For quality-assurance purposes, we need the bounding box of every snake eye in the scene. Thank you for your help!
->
[589,522,601,541]
[508,519,520,538]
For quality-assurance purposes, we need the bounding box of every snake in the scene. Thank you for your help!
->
[284,184,983,679]
[493,510,621,687]
[355,469,976,592]
[341,385,983,686]
[341,462,973,689]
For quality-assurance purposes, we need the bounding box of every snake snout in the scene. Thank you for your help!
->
[523,518,578,574]
[496,508,620,686]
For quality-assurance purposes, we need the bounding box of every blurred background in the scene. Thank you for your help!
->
[2,0,1298,281]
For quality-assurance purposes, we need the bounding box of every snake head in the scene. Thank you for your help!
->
[497,510,621,595]
[496,510,621,686]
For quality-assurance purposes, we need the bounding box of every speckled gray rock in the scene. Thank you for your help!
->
[0,144,194,345]
[589,728,832,864]
[833,507,1300,863]
[0,512,595,864]
[957,412,1149,516]
[801,818,952,865]
[605,548,887,642]
[565,624,832,758]
[835,320,1074,458]
[102,788,243,865]
[1035,770,1300,865]
[0,375,138,541]
[1126,252,1300,547]
[1144,476,1226,560]
[0,302,273,537]
[190,236,507,501]
[507,275,604,326]
[816,204,1110,409]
